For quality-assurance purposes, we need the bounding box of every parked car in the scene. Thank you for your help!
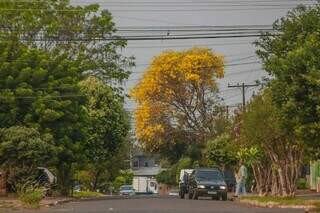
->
[119,185,135,196]
[187,168,227,200]
[178,169,194,199]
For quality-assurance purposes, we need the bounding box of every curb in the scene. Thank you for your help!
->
[239,200,315,211]
[44,195,160,207]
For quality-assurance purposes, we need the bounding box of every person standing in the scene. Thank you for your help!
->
[235,160,248,196]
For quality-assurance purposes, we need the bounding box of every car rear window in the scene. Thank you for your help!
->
[196,170,223,181]
[120,186,133,190]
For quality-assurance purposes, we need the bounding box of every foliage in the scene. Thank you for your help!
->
[0,41,89,195]
[0,0,134,195]
[155,170,176,186]
[236,147,263,166]
[256,5,320,158]
[73,191,104,198]
[296,178,308,190]
[113,170,134,190]
[239,91,303,197]
[205,134,237,168]
[156,157,193,186]
[78,76,130,191]
[0,126,52,189]
[0,0,134,89]
[17,180,46,209]
[131,47,225,160]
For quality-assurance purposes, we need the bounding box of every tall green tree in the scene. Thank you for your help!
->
[79,76,130,191]
[239,91,303,196]
[0,0,133,92]
[256,5,320,158]
[0,41,87,195]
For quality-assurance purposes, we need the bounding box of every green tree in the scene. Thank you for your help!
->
[0,0,133,92]
[0,41,87,195]
[78,76,130,191]
[240,91,303,197]
[205,134,237,169]
[256,5,320,158]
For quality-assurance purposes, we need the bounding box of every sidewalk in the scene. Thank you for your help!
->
[238,192,320,212]
[0,197,73,212]
[0,194,159,212]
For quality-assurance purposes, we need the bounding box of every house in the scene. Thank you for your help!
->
[131,147,164,194]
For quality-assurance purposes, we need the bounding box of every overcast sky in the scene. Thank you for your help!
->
[73,0,315,111]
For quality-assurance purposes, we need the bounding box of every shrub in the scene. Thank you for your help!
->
[73,191,104,198]
[113,170,134,190]
[296,178,308,190]
[156,170,176,186]
[17,181,46,209]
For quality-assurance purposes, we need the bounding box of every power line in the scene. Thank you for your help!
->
[0,5,314,12]
[0,33,278,41]
[100,7,314,12]
[125,41,254,49]
[134,60,260,68]
[117,24,273,29]
[0,94,87,99]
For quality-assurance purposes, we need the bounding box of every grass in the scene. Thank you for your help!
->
[240,195,320,211]
[16,181,46,209]
[72,191,104,199]
[18,187,46,209]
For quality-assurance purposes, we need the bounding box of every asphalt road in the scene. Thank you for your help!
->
[18,197,304,213]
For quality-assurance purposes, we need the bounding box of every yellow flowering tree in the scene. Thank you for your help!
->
[131,48,225,160]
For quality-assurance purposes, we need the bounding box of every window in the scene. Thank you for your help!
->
[144,162,149,167]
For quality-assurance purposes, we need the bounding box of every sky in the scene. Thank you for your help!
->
[72,0,315,112]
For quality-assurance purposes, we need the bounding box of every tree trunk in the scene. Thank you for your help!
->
[92,170,101,191]
[271,170,281,196]
[57,165,72,196]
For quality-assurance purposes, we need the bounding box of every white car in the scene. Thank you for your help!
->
[119,185,135,196]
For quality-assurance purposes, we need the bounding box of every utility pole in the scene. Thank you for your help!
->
[228,83,260,110]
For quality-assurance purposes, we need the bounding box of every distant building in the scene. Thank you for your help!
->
[131,147,164,194]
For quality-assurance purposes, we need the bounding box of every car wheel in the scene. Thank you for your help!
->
[222,193,228,201]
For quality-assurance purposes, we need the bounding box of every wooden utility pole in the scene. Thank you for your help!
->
[228,83,260,110]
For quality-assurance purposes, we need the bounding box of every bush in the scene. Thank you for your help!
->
[156,170,176,186]
[73,191,104,198]
[17,181,46,209]
[296,178,308,190]
[113,170,134,190]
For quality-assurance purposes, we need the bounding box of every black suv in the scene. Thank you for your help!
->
[187,168,227,200]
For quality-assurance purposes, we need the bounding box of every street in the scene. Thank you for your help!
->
[18,197,304,213]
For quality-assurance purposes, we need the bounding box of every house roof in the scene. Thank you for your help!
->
[133,167,165,176]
